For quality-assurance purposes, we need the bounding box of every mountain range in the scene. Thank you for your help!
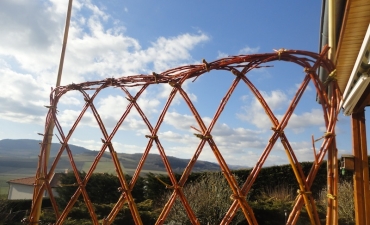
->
[0,139,244,175]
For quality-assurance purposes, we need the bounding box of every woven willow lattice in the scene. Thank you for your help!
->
[30,46,340,225]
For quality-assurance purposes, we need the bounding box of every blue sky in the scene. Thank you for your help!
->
[0,0,356,167]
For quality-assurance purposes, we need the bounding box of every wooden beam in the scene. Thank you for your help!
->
[351,109,370,225]
[354,82,370,112]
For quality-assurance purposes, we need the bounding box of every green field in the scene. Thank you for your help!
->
[0,157,38,199]
[0,153,172,199]
[0,150,221,201]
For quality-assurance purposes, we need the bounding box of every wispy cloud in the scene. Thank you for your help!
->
[237,90,288,129]
[238,46,260,54]
[217,45,260,59]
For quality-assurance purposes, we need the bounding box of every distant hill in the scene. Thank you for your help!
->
[0,139,91,158]
[0,139,230,175]
[0,139,248,196]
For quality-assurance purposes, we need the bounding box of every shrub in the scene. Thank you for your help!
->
[249,184,296,225]
[0,199,52,225]
[318,180,355,225]
[56,172,146,207]
[159,172,245,225]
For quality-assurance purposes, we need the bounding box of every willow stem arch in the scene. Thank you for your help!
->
[29,46,341,225]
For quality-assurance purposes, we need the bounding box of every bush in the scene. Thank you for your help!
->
[159,172,245,225]
[56,172,146,207]
[249,184,297,225]
[318,180,355,225]
[233,162,328,201]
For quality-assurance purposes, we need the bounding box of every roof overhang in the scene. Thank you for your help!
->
[341,24,370,115]
[332,0,370,115]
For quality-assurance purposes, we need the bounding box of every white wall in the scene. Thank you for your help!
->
[7,183,34,200]
[7,184,59,200]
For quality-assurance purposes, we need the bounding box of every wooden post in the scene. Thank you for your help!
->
[326,142,338,225]
[351,109,370,225]
[29,0,73,224]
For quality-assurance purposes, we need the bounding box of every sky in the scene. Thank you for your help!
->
[0,0,358,168]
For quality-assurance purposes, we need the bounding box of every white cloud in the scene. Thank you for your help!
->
[63,30,209,82]
[286,141,316,162]
[69,137,144,153]
[237,90,288,129]
[68,130,325,167]
[287,109,325,133]
[58,109,89,127]
[217,51,229,59]
[0,0,63,74]
[147,33,209,72]
[57,97,152,135]
[0,0,209,130]
[97,95,130,120]
[0,67,48,124]
[160,131,195,144]
[162,112,267,165]
[237,90,325,135]
[212,126,266,154]
[217,46,259,59]
[70,137,102,151]
[0,0,334,169]
[262,90,288,111]
[164,112,196,131]
[238,46,260,55]
[59,94,81,106]
[157,79,198,107]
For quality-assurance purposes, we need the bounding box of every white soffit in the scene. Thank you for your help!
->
[341,23,370,115]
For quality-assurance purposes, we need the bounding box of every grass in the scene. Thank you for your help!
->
[260,184,295,201]
[81,161,119,174]
[80,161,169,176]
[0,194,7,199]
[0,187,8,199]
[0,152,183,201]
[0,153,171,200]
[0,167,167,201]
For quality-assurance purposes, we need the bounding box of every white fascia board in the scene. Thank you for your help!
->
[343,74,370,116]
[341,23,370,116]
[342,23,370,100]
